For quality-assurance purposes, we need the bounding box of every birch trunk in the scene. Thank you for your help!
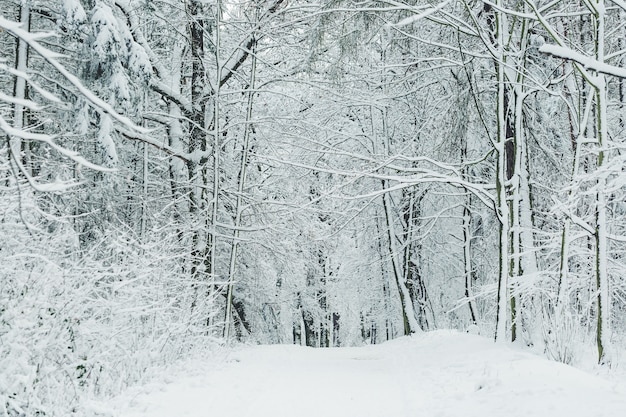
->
[10,4,29,172]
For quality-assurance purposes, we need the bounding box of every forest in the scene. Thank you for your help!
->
[1,0,626,415]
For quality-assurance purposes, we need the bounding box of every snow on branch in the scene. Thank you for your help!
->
[117,127,191,162]
[540,44,626,79]
[0,62,62,103]
[258,153,496,211]
[0,15,147,133]
[0,115,113,173]
[0,91,42,111]
[610,0,626,11]
[0,14,153,191]
[388,0,451,27]
[0,14,196,190]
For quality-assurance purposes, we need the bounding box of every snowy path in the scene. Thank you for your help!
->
[115,331,626,417]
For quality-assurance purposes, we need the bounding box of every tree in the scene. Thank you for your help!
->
[528,0,626,364]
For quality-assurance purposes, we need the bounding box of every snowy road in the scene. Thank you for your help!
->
[114,331,626,417]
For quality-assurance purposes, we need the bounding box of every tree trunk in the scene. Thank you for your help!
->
[382,187,421,335]
[224,29,257,340]
[185,0,210,317]
[594,0,610,363]
[10,4,29,175]
[493,0,511,342]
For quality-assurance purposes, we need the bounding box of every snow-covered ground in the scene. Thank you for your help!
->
[108,331,626,417]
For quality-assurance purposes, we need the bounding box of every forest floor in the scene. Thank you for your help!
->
[105,330,626,417]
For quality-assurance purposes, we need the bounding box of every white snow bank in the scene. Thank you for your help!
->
[110,331,626,417]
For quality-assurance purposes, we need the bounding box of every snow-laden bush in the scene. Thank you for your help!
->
[0,187,216,416]
[543,308,581,365]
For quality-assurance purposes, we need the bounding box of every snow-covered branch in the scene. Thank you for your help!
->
[257,153,496,210]
[610,0,626,11]
[117,127,190,162]
[0,115,112,173]
[387,0,451,27]
[540,44,626,79]
[0,16,146,133]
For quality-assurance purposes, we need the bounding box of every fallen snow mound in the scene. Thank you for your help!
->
[113,331,626,417]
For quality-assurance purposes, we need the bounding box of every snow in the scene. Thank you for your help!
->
[110,331,626,417]
[613,0,626,12]
[0,15,147,134]
[540,44,626,79]
[390,1,451,28]
[62,0,87,23]
[98,115,119,166]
